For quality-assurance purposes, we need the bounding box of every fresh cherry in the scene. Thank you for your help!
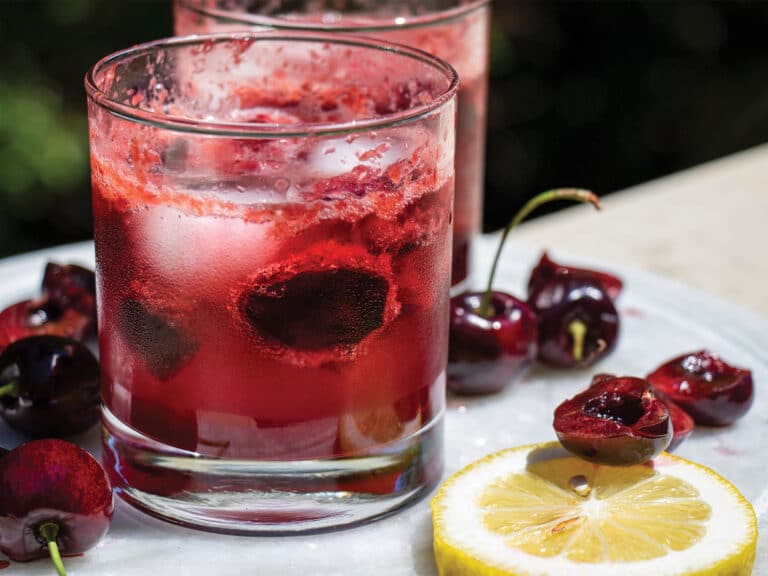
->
[448,189,601,395]
[0,263,97,352]
[664,398,694,452]
[554,374,671,466]
[646,350,753,426]
[528,252,623,301]
[41,262,97,337]
[448,292,537,395]
[0,439,113,573]
[0,335,100,437]
[529,274,620,368]
[0,298,93,351]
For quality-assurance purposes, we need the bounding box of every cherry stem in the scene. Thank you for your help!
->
[38,522,67,576]
[478,188,601,317]
[0,382,18,398]
[569,320,587,363]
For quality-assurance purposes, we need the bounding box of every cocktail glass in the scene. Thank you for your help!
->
[85,32,457,533]
[174,0,490,288]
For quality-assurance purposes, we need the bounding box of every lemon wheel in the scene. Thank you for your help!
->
[431,442,757,576]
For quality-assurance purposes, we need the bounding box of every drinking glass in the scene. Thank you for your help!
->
[86,32,457,533]
[175,0,490,288]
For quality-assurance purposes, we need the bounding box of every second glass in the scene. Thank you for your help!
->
[175,0,491,288]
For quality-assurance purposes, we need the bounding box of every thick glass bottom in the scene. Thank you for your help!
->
[102,405,443,535]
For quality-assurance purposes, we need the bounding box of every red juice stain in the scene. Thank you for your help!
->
[715,444,741,457]
[0,560,10,569]
[623,307,645,318]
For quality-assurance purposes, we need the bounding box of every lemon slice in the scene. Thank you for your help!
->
[431,442,757,576]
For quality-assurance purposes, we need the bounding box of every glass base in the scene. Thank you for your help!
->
[102,406,443,535]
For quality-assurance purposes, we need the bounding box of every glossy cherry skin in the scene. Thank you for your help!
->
[554,375,672,466]
[646,350,753,426]
[528,252,623,301]
[41,262,97,338]
[0,335,100,437]
[0,263,97,352]
[0,297,93,351]
[0,439,113,562]
[529,276,619,368]
[664,399,695,452]
[448,292,538,395]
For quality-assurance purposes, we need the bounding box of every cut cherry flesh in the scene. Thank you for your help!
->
[0,335,100,437]
[41,262,97,337]
[529,276,619,368]
[554,375,671,466]
[0,262,97,352]
[528,252,623,301]
[664,399,695,452]
[0,439,113,563]
[646,350,753,426]
[0,298,93,351]
[242,268,389,350]
[118,297,198,380]
[448,292,538,395]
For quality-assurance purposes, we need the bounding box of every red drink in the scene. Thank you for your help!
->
[175,0,491,288]
[86,34,457,533]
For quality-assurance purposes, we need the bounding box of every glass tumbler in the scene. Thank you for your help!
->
[175,0,490,289]
[85,32,457,534]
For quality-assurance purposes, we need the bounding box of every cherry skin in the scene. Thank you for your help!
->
[448,292,538,395]
[0,439,113,571]
[41,262,97,338]
[646,350,753,426]
[0,298,93,351]
[0,335,100,437]
[528,252,623,301]
[447,189,601,395]
[554,375,671,466]
[664,398,695,452]
[529,275,619,368]
[0,263,97,352]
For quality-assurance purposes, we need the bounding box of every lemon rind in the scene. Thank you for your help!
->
[431,442,757,576]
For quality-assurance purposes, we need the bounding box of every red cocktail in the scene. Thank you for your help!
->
[175,0,490,288]
[86,33,457,533]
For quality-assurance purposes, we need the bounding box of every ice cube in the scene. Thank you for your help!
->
[305,135,408,179]
[136,202,281,296]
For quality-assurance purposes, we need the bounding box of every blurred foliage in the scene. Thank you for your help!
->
[0,1,768,257]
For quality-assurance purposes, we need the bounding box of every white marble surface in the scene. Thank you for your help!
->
[508,143,768,318]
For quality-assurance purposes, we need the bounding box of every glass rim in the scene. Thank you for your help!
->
[84,32,459,138]
[176,0,491,33]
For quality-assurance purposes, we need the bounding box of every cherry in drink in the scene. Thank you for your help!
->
[175,0,491,288]
[86,33,457,533]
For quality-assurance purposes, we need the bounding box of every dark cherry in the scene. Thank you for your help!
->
[241,268,389,350]
[664,398,694,452]
[528,252,623,301]
[41,262,97,336]
[554,375,671,466]
[448,189,600,395]
[646,350,753,426]
[0,297,93,351]
[0,439,113,573]
[529,275,619,368]
[0,335,100,437]
[448,292,538,395]
[118,297,198,380]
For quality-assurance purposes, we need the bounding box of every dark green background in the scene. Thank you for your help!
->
[1,0,767,257]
